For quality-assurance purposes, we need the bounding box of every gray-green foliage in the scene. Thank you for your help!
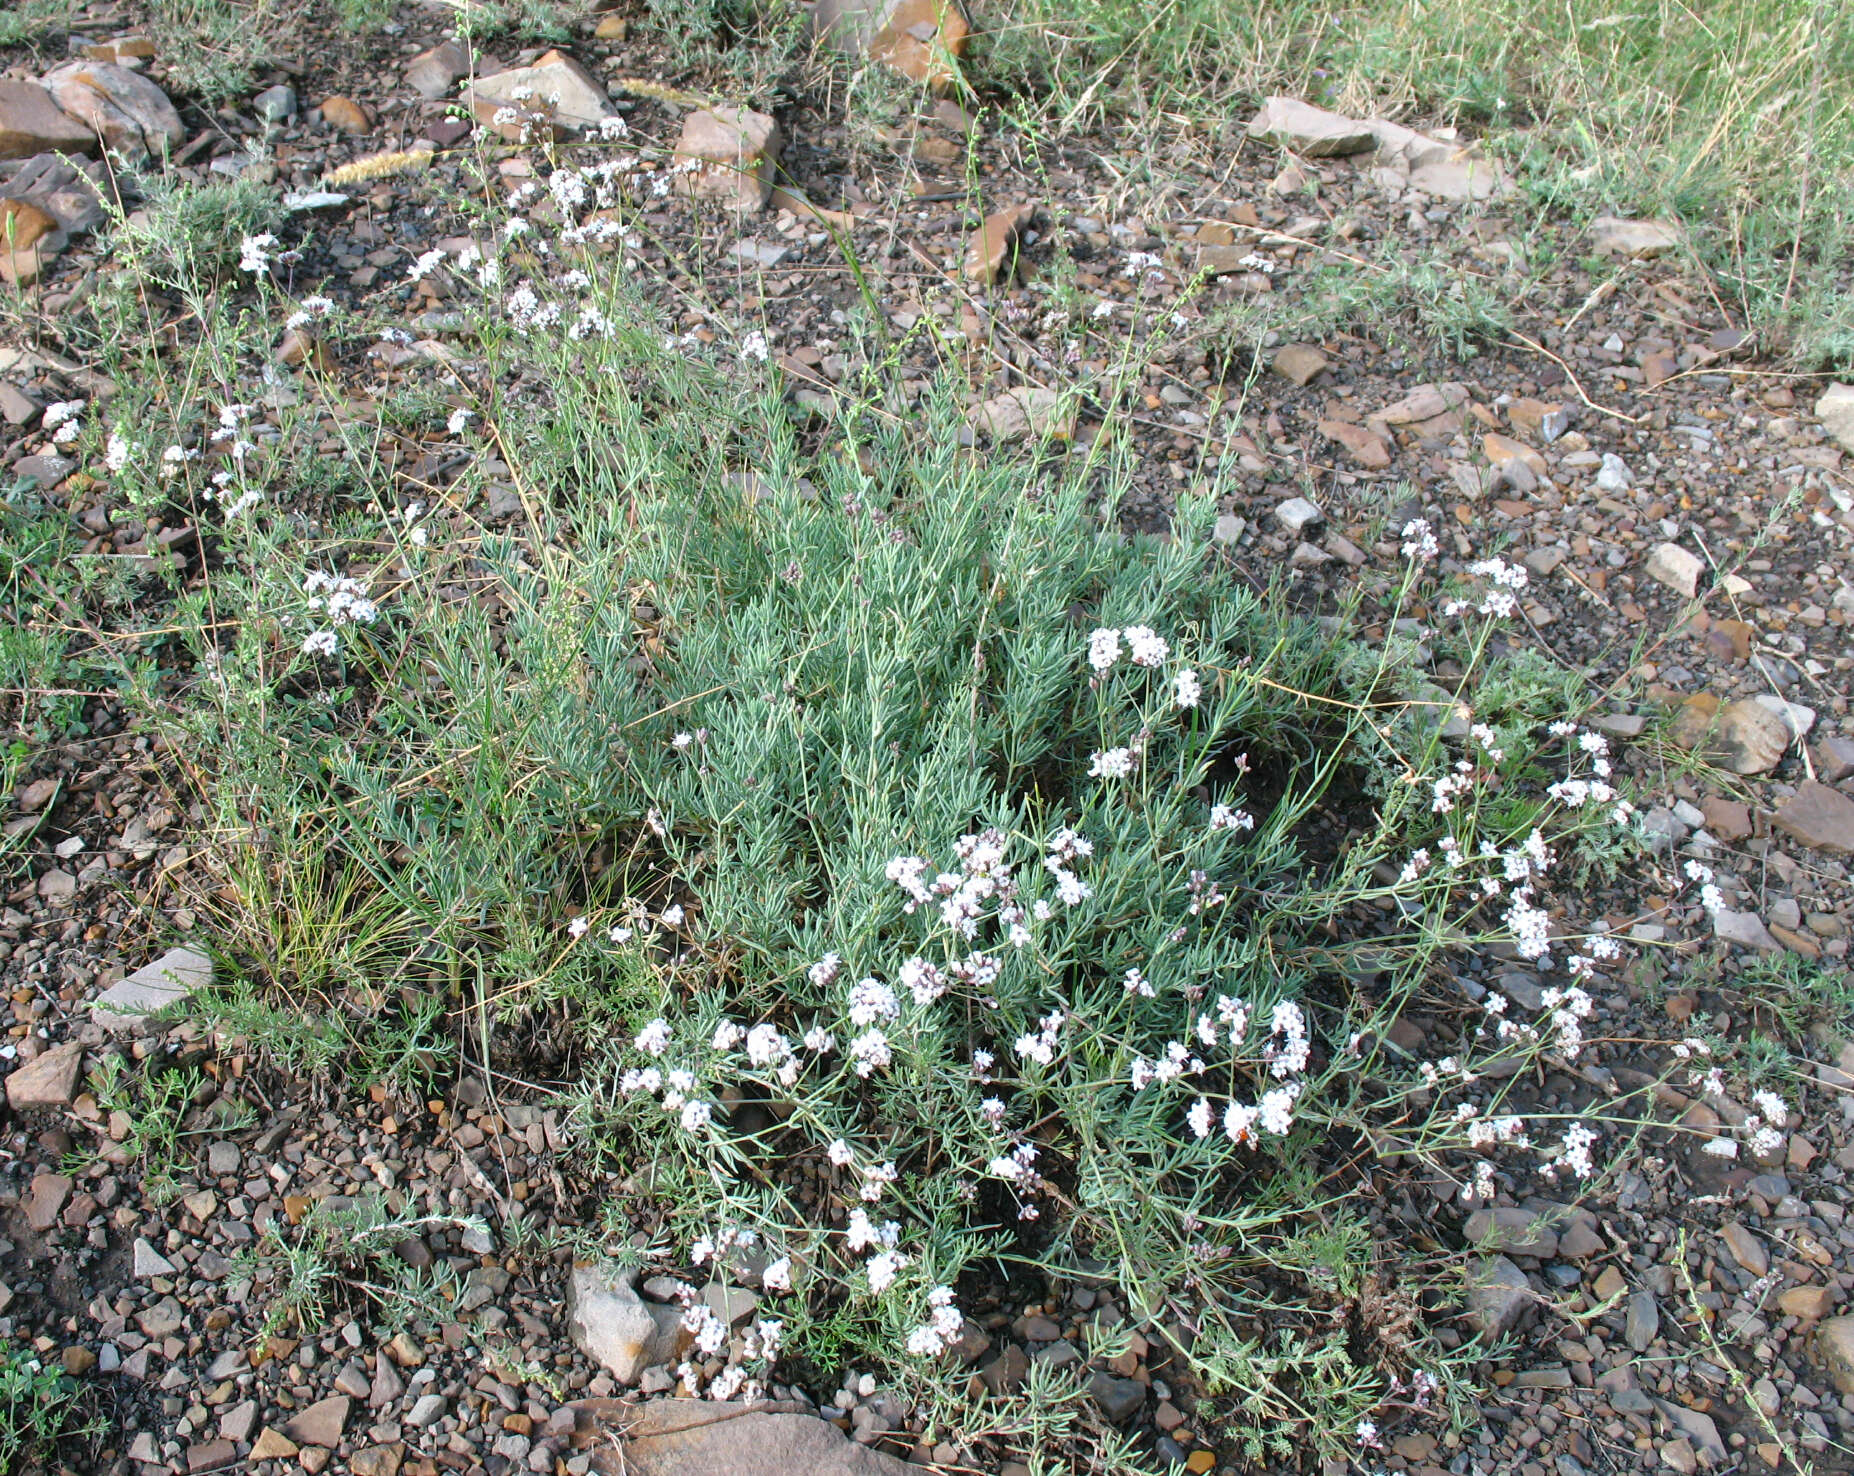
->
[144,0,279,102]
[247,1195,486,1336]
[55,170,1646,1458]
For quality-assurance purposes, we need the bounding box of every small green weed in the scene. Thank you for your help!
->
[0,0,77,46]
[0,1341,95,1470]
[146,0,279,103]
[247,1195,486,1336]
[87,1053,211,1202]
[334,0,396,31]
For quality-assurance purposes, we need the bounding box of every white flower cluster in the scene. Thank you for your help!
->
[42,398,84,446]
[1013,1008,1066,1068]
[1087,624,1178,676]
[905,1285,964,1357]
[300,570,380,657]
[239,233,278,274]
[1400,518,1439,561]
[1443,557,1530,619]
[1128,988,1306,1145]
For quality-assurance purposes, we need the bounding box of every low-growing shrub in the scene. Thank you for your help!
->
[41,162,1692,1462]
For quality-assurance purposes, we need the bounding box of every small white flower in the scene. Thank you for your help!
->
[634,1018,672,1056]
[1174,669,1202,708]
[1087,627,1121,672]
[239,233,278,274]
[1088,747,1134,780]
[1123,625,1169,666]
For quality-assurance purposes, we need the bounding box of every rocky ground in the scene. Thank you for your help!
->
[4,2,1854,1474]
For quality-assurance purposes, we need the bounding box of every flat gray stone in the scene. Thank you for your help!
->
[1274,496,1323,535]
[1713,909,1781,952]
[466,50,610,129]
[1626,1289,1660,1350]
[1466,1256,1532,1338]
[1774,782,1854,855]
[1590,216,1683,258]
[568,1262,687,1385]
[1246,97,1376,157]
[94,946,211,1030]
[580,1399,916,1475]
[133,1237,177,1277]
[1464,1205,1559,1258]
[1818,382,1854,454]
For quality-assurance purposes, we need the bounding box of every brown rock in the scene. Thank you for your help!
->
[1780,1286,1837,1320]
[24,1172,73,1231]
[0,81,98,159]
[350,1446,403,1476]
[596,14,629,38]
[1271,344,1328,386]
[40,62,183,159]
[6,1040,83,1109]
[319,96,371,134]
[1464,1205,1558,1258]
[1700,796,1752,842]
[1774,782,1854,855]
[0,197,56,251]
[406,40,470,102]
[674,107,780,213]
[1815,735,1854,782]
[1507,397,1569,441]
[1465,1256,1533,1338]
[275,327,330,371]
[1721,1223,1768,1276]
[971,386,1071,443]
[285,1395,350,1448]
[1590,215,1683,258]
[586,1399,916,1474]
[1813,1317,1854,1394]
[0,196,57,285]
[1374,382,1469,425]
[466,51,611,133]
[1481,432,1547,479]
[83,36,158,64]
[250,1428,299,1460]
[811,0,969,89]
[963,203,1032,285]
[1710,698,1791,775]
[135,1296,184,1339]
[1319,419,1391,469]
[1706,617,1754,660]
[1667,692,1719,751]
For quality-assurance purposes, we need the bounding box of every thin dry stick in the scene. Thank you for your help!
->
[1504,328,1643,425]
